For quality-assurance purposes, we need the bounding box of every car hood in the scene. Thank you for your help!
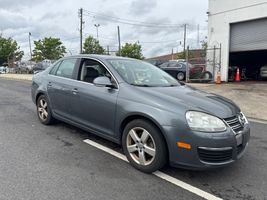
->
[134,85,240,119]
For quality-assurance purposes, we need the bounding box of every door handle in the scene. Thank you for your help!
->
[48,82,52,87]
[72,88,79,95]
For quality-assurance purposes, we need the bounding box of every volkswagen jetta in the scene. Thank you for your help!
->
[31,55,250,173]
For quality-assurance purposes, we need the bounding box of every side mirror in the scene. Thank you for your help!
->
[93,76,114,88]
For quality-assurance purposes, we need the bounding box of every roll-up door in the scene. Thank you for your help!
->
[230,18,267,52]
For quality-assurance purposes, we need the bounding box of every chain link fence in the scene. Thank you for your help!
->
[185,45,221,83]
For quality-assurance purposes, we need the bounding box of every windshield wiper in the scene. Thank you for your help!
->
[130,84,151,87]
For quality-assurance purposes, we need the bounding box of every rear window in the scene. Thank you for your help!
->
[55,59,77,79]
[49,61,62,75]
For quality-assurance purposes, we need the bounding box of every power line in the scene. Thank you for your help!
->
[83,9,183,28]
[82,32,179,44]
[208,1,267,16]
[83,9,181,26]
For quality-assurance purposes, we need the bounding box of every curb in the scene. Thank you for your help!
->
[248,117,267,125]
[0,76,32,81]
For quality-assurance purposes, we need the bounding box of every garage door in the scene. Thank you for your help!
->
[230,18,267,52]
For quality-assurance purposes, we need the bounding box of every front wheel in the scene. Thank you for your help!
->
[122,119,167,173]
[36,95,55,125]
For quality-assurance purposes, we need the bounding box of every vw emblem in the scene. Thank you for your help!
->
[238,114,246,127]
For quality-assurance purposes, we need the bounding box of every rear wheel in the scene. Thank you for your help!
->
[37,95,55,125]
[201,71,212,80]
[177,72,185,81]
[122,119,167,173]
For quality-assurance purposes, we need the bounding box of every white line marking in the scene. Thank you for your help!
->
[83,139,128,162]
[83,139,223,200]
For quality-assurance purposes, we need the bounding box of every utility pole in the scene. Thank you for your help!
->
[107,45,110,55]
[28,32,32,61]
[79,8,83,54]
[117,26,121,56]
[197,24,200,48]
[94,24,100,39]
[183,24,187,54]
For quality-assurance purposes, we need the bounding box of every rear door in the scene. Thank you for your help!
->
[47,58,78,119]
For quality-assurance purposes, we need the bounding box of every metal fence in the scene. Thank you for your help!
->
[185,45,221,83]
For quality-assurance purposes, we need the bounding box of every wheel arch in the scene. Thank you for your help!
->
[35,92,45,104]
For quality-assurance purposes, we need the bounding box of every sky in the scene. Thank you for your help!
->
[0,0,208,60]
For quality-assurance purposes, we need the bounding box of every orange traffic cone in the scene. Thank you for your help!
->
[236,68,240,81]
[216,71,221,84]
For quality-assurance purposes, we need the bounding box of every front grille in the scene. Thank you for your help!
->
[198,147,233,163]
[224,115,243,133]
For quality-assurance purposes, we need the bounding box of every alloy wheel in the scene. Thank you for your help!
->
[38,99,48,121]
[126,127,156,166]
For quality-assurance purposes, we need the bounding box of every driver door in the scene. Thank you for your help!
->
[70,59,119,136]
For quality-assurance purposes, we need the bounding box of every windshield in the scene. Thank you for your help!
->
[108,59,179,87]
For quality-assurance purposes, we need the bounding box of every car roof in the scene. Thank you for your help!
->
[62,54,138,61]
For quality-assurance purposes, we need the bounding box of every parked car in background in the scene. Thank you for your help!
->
[0,66,7,74]
[32,55,250,173]
[159,61,212,81]
[259,65,267,79]
[33,60,55,73]
[145,59,167,67]
[15,61,35,74]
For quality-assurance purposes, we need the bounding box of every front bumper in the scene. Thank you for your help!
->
[163,123,250,170]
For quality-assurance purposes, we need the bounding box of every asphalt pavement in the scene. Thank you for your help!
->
[0,78,266,200]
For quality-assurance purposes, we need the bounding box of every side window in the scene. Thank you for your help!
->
[49,61,62,75]
[169,62,178,67]
[160,62,169,68]
[79,59,112,83]
[55,59,76,79]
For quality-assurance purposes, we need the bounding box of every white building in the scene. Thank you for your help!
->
[208,0,267,81]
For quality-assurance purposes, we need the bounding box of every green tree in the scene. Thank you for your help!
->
[83,36,105,54]
[201,40,208,50]
[118,42,144,59]
[0,36,24,66]
[176,50,194,60]
[32,37,66,62]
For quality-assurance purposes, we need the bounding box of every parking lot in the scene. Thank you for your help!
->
[0,78,267,200]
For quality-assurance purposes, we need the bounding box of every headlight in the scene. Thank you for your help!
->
[186,111,226,132]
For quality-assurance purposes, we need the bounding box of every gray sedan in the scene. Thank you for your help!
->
[31,55,250,173]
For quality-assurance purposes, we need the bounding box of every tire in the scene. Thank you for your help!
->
[177,72,185,81]
[201,71,212,80]
[36,95,55,125]
[122,119,167,173]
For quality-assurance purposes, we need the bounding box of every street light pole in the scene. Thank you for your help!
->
[94,24,100,39]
